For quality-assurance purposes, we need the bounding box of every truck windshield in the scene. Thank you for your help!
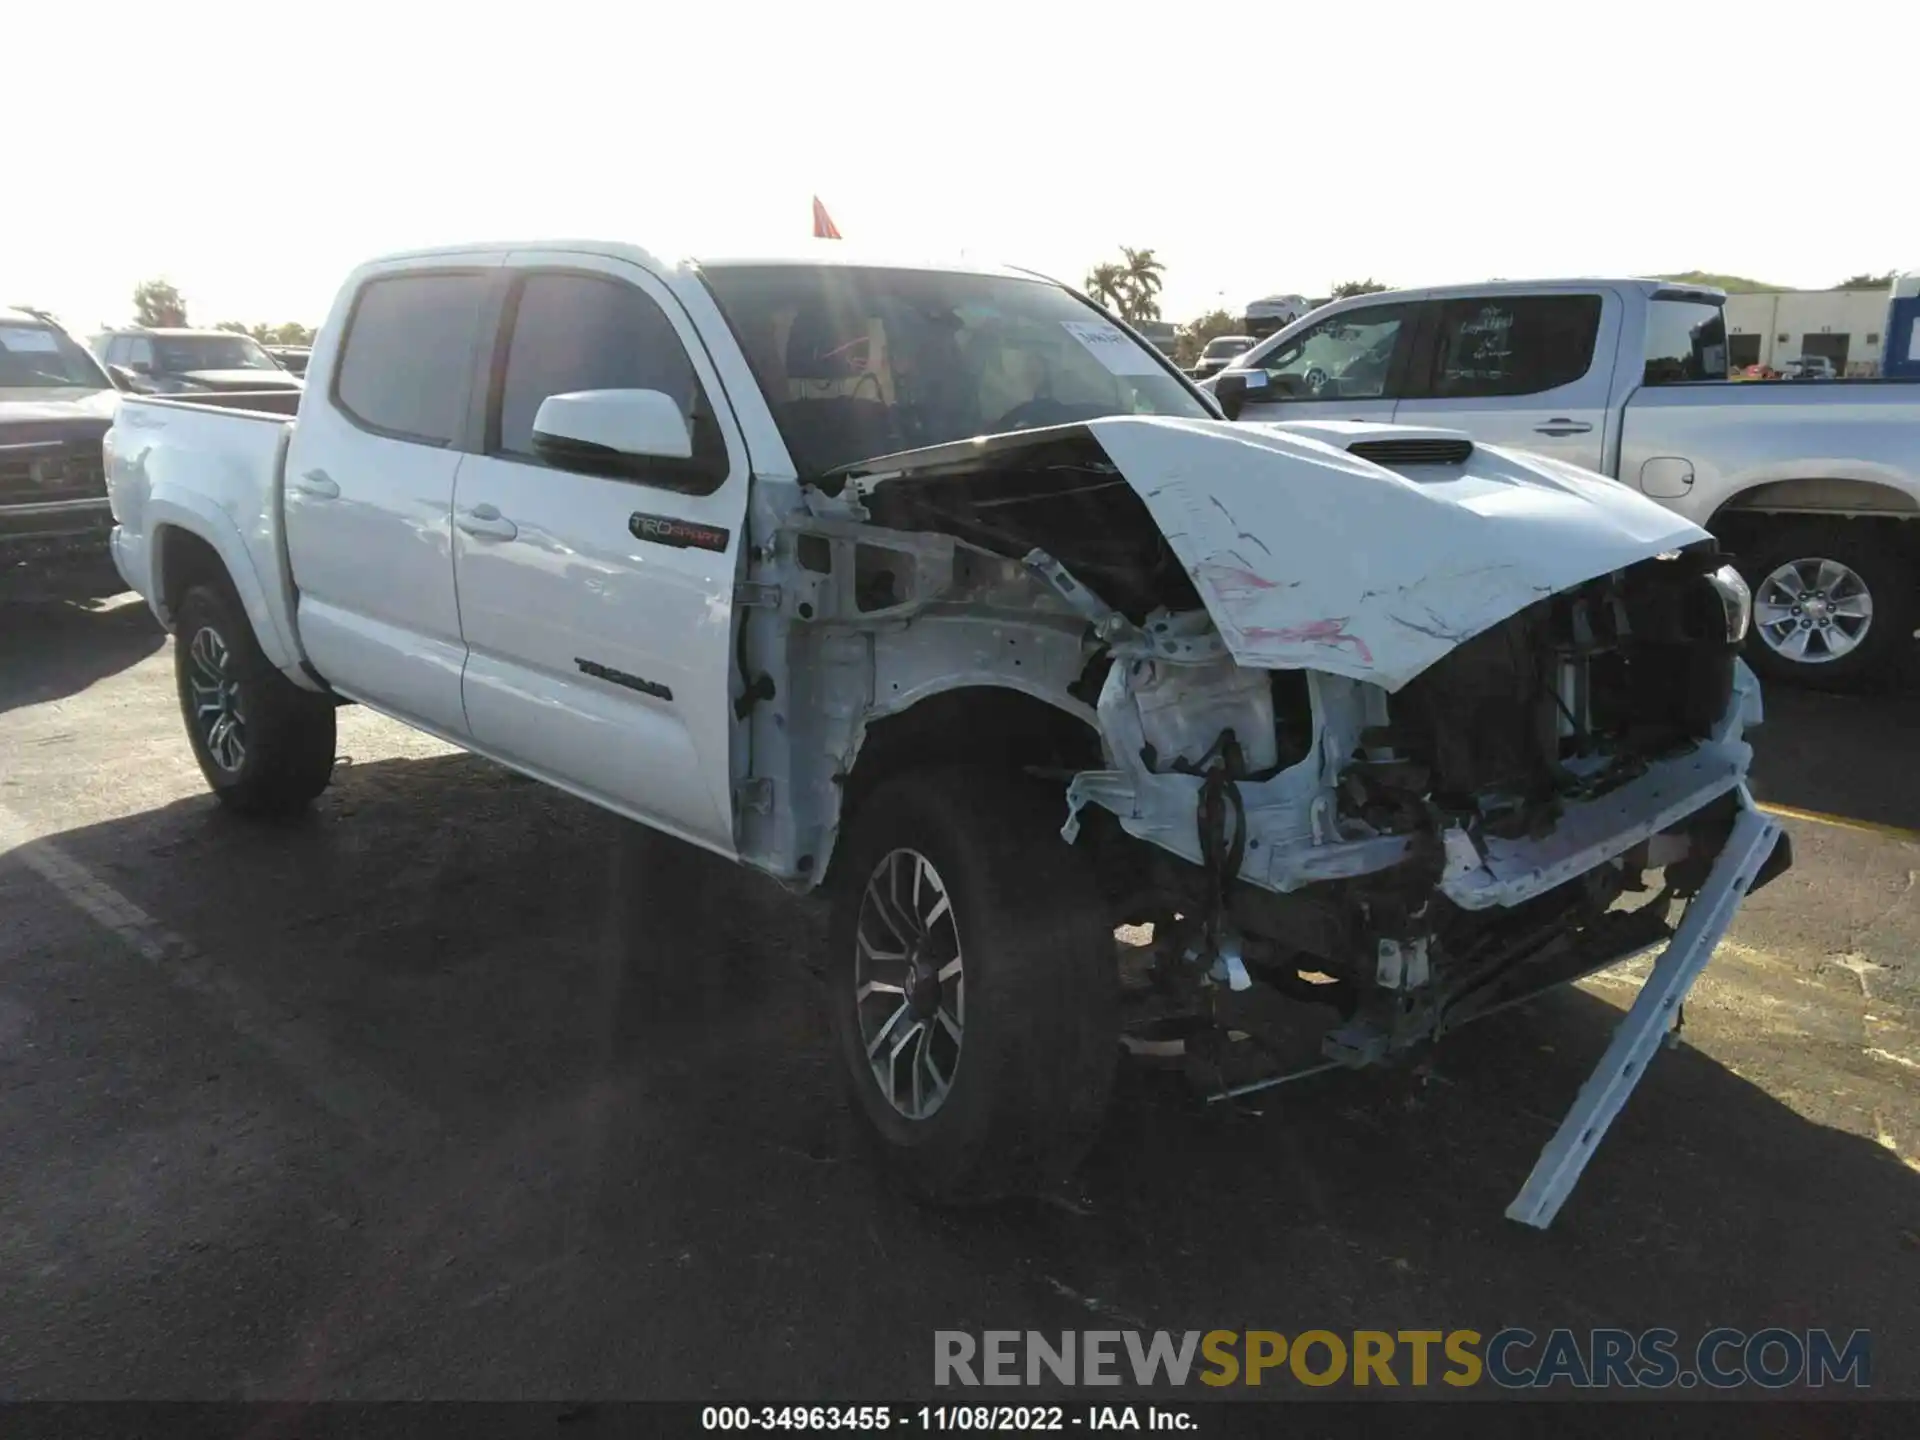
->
[700,264,1209,477]
[153,335,281,373]
[1644,299,1730,385]
[0,324,109,389]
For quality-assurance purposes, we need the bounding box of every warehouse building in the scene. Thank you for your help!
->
[1723,289,1889,375]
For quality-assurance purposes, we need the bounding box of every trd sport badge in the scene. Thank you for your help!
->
[629,512,729,552]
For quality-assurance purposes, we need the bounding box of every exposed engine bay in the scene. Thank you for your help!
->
[746,414,1786,1151]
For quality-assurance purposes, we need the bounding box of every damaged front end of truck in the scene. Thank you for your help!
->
[775,415,1789,1226]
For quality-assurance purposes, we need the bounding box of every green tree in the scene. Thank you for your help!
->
[213,320,316,345]
[1175,308,1241,368]
[132,279,188,328]
[1084,249,1169,323]
[1119,246,1165,322]
[1083,262,1128,315]
[1832,272,1894,291]
[1329,278,1390,299]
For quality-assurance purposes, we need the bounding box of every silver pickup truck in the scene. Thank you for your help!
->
[1205,279,1920,689]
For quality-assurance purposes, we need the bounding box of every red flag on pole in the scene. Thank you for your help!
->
[812,196,842,240]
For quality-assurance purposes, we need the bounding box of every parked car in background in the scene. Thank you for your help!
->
[1242,293,1312,339]
[1190,333,1254,380]
[88,328,305,397]
[1,306,119,579]
[1779,356,1837,380]
[265,345,312,376]
[1131,319,1179,359]
[102,239,1786,1228]
[1207,278,1920,690]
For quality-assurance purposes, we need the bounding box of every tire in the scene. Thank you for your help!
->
[174,582,337,817]
[826,766,1118,1203]
[1736,523,1914,692]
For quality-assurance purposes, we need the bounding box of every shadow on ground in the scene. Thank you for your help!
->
[0,594,165,717]
[6,746,1915,1399]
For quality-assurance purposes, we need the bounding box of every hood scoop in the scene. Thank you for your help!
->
[1346,436,1474,466]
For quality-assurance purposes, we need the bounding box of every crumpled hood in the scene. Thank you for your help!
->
[1081,416,1708,690]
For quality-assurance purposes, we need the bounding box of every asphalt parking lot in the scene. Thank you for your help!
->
[2,585,1916,1401]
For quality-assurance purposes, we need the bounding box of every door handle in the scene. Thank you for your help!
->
[456,504,518,541]
[293,469,339,499]
[1534,418,1593,437]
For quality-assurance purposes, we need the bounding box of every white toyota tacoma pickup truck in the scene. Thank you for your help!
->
[1205,279,1920,689]
[105,242,1790,1227]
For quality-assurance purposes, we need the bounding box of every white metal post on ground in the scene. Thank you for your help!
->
[1506,800,1785,1230]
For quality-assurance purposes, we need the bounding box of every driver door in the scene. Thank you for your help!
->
[452,253,751,856]
[1228,301,1421,425]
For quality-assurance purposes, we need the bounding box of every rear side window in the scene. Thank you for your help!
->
[1422,295,1602,398]
[334,273,489,444]
[494,272,716,474]
[1644,298,1729,385]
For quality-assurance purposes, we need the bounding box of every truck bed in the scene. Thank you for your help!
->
[106,394,304,672]
[1622,377,1920,518]
[121,390,303,419]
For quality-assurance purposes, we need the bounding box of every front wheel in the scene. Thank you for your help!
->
[1738,524,1914,692]
[827,767,1118,1203]
[174,582,337,816]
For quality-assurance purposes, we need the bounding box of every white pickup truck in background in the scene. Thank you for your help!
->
[104,241,1789,1226]
[1205,279,1920,689]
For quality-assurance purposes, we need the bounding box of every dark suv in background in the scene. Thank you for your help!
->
[264,344,312,376]
[88,328,304,396]
[1,306,120,583]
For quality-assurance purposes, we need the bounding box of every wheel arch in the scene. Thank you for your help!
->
[1708,475,1920,543]
[145,503,310,684]
[820,681,1106,889]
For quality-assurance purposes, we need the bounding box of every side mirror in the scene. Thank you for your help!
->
[531,389,725,487]
[107,364,141,391]
[1211,368,1271,421]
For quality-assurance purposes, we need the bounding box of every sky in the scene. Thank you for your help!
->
[7,0,1914,333]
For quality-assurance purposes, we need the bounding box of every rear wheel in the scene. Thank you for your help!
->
[1738,523,1913,691]
[827,767,1118,1203]
[174,582,337,816]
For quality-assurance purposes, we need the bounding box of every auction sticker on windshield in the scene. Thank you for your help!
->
[1061,319,1162,376]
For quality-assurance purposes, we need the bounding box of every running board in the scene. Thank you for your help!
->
[1506,799,1784,1229]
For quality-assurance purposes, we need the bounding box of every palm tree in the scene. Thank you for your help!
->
[1083,263,1128,316]
[1120,247,1165,322]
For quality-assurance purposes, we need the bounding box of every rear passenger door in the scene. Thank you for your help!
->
[285,260,502,735]
[1228,301,1419,425]
[1391,292,1617,470]
[450,254,750,856]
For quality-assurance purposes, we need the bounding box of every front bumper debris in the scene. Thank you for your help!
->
[1505,791,1785,1228]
